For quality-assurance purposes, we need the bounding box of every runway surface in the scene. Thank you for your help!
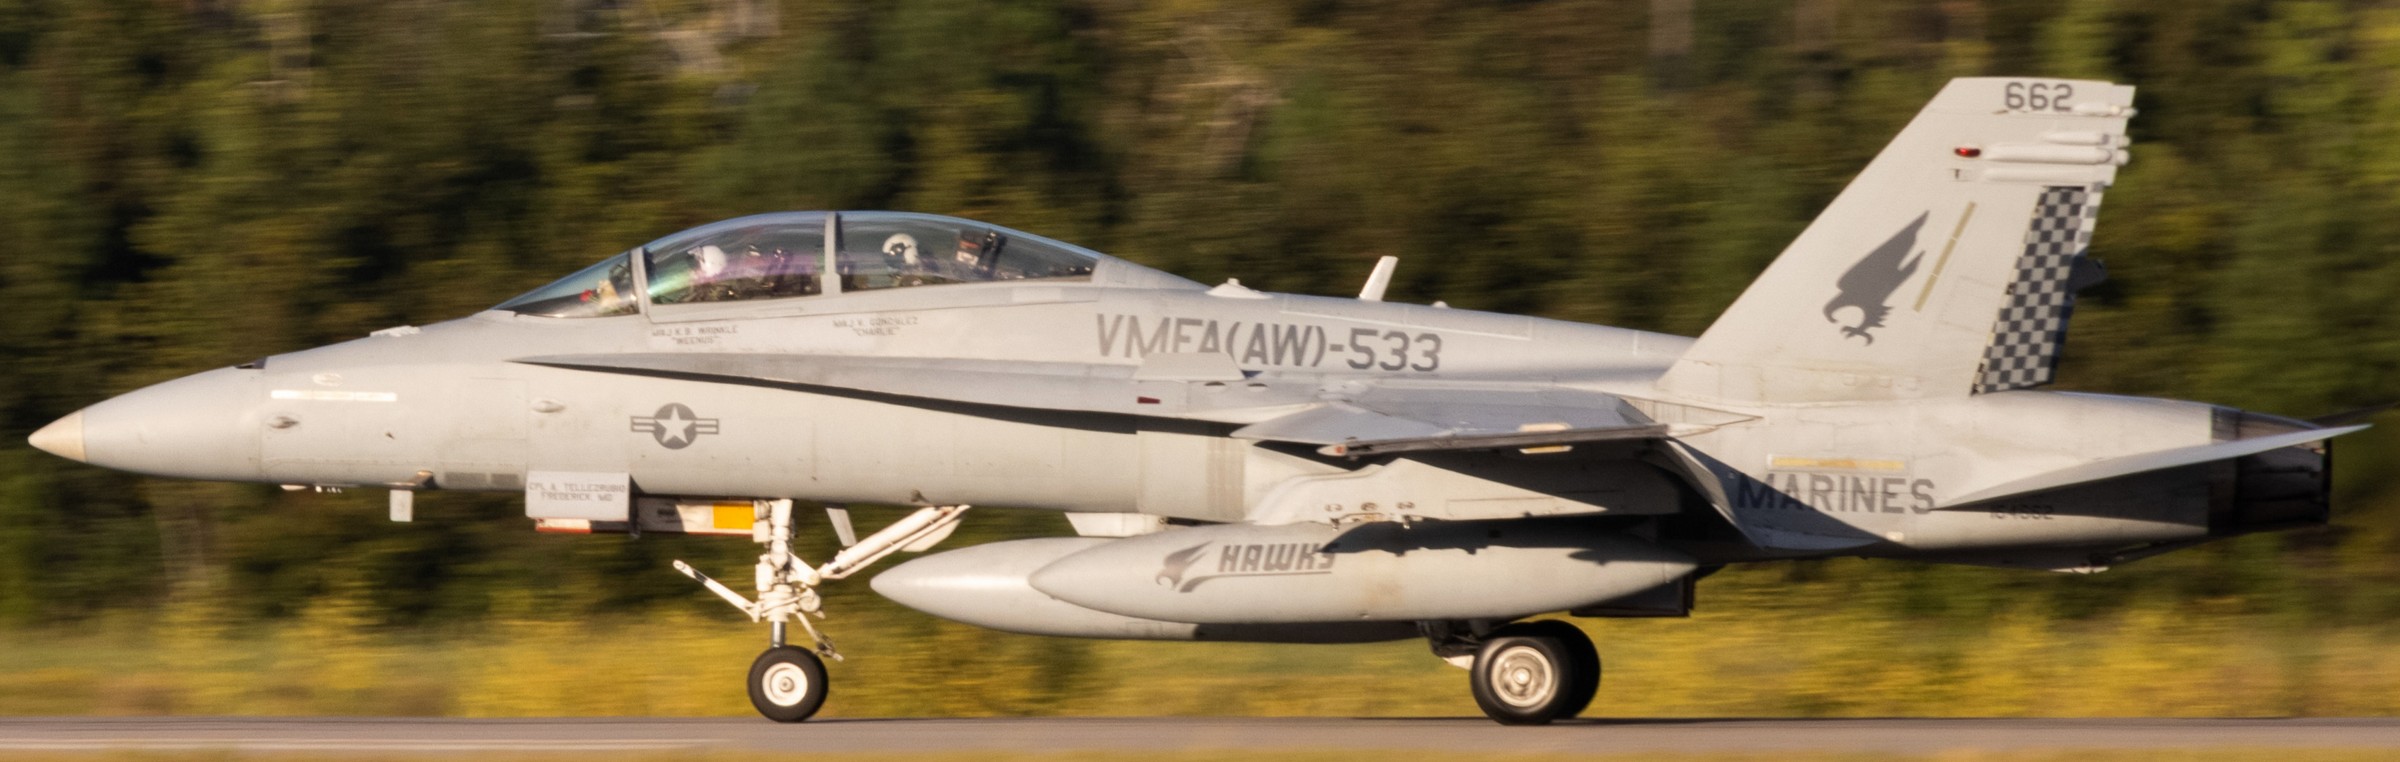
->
[5,717,2400,755]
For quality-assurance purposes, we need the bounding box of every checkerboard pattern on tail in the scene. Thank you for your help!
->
[1976,185,2102,393]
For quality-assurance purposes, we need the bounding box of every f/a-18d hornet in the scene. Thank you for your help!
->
[28,78,2365,724]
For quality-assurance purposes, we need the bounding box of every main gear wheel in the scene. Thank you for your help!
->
[1469,620,1600,725]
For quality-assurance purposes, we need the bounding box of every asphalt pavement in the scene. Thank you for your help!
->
[2,716,2397,755]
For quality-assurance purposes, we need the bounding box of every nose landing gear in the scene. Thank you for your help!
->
[675,499,970,722]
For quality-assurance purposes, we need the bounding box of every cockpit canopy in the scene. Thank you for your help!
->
[496,212,1106,317]
[493,251,640,318]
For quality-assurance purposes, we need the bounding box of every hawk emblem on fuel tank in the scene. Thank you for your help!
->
[1156,542,1212,590]
[1823,213,1928,345]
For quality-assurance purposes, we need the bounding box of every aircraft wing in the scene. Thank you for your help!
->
[516,353,1678,456]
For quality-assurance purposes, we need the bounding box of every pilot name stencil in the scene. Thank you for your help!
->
[833,315,917,337]
[521,471,630,521]
[650,324,739,347]
[527,479,623,503]
[530,481,619,500]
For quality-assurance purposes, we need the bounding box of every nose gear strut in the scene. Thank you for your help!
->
[673,499,970,721]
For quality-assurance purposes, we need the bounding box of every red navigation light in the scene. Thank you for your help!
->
[1955,146,1983,158]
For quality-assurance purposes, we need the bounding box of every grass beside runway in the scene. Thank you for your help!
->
[8,568,2400,719]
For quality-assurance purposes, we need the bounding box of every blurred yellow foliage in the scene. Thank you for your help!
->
[8,599,2400,719]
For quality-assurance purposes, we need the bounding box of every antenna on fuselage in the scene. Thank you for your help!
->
[1358,256,1398,301]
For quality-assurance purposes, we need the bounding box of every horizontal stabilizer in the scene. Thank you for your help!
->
[1943,424,2367,507]
[2311,402,2397,427]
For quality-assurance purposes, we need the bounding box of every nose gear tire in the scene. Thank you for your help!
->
[748,646,828,722]
[1470,622,1595,725]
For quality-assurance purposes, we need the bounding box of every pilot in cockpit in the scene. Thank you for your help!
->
[671,235,821,302]
[881,233,939,287]
[752,242,820,297]
[682,244,734,302]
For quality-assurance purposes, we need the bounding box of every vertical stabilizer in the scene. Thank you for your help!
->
[1657,78,2134,405]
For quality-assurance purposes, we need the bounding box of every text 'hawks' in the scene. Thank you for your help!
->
[1217,542,1337,575]
[1159,541,1341,593]
[1097,314,1329,367]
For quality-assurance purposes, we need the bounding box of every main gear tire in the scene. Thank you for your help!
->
[1469,622,1588,725]
[1524,619,1601,719]
[748,646,828,722]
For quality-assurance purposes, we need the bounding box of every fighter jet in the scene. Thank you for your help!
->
[26,78,2363,724]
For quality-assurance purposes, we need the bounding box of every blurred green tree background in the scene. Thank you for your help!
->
[2,0,2400,717]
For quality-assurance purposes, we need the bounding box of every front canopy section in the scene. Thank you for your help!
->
[493,250,640,318]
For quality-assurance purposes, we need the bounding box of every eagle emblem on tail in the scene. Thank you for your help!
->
[1823,213,1929,345]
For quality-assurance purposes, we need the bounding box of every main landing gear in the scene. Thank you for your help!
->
[675,499,971,722]
[1433,619,1602,725]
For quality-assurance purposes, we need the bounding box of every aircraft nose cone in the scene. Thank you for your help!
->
[28,410,86,463]
[71,367,264,480]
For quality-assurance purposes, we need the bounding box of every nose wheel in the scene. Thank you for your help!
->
[1467,620,1601,725]
[749,646,829,722]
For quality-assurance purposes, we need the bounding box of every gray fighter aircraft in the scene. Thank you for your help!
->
[26,78,2365,724]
